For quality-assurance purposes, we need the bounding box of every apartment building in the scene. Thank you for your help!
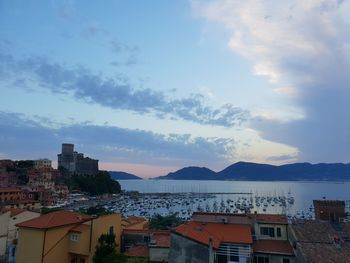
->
[16,210,122,263]
[169,212,294,263]
[0,208,40,259]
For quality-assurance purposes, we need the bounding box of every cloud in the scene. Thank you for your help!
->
[0,52,249,127]
[0,111,235,167]
[193,0,350,162]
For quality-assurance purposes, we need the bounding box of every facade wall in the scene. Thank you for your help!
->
[43,226,71,263]
[254,223,288,240]
[149,247,169,262]
[0,212,10,257]
[169,233,209,263]
[68,223,91,256]
[85,213,122,263]
[7,211,40,241]
[16,228,44,263]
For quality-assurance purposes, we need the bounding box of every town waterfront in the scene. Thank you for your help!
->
[118,180,350,218]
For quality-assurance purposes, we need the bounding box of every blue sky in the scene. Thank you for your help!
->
[1,0,350,177]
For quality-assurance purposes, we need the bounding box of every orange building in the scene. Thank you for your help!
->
[16,210,122,263]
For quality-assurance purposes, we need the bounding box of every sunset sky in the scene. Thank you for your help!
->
[1,0,350,178]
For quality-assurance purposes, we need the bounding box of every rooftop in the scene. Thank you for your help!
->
[174,221,252,249]
[151,231,171,248]
[16,211,92,229]
[124,245,149,258]
[191,212,288,225]
[253,240,293,256]
[251,214,288,224]
[192,212,252,225]
[290,220,350,262]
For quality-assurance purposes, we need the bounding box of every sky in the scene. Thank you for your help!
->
[1,0,350,178]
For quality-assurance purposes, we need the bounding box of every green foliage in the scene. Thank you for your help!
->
[15,160,34,168]
[81,206,111,216]
[65,171,121,195]
[149,213,183,230]
[93,234,126,263]
[41,207,64,214]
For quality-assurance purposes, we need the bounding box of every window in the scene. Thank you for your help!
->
[282,259,290,263]
[260,227,275,237]
[254,256,270,263]
[143,235,150,243]
[70,233,79,242]
[260,227,269,236]
[109,226,114,235]
[277,227,282,237]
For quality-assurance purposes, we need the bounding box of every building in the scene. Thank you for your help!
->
[251,214,294,263]
[123,229,170,262]
[122,216,149,230]
[16,210,122,263]
[289,219,350,262]
[169,212,294,263]
[0,208,40,259]
[0,167,16,187]
[34,159,52,169]
[0,210,10,261]
[313,200,346,222]
[58,143,99,175]
[0,187,41,210]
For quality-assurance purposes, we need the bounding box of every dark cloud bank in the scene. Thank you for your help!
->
[0,111,234,167]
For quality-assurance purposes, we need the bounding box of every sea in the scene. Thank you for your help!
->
[118,180,350,218]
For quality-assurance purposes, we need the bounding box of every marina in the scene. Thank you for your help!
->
[54,180,350,221]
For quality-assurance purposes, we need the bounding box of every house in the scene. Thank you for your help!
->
[122,216,149,230]
[289,219,350,263]
[16,210,122,263]
[313,200,346,222]
[169,212,294,263]
[0,210,10,261]
[170,220,253,263]
[0,187,42,210]
[123,229,170,262]
[251,214,294,263]
[0,207,40,259]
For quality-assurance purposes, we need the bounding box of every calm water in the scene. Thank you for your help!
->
[119,180,350,216]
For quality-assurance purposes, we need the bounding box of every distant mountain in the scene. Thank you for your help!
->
[157,167,217,180]
[157,162,350,181]
[109,171,142,180]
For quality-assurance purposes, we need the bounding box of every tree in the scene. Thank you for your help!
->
[149,213,183,230]
[93,234,126,263]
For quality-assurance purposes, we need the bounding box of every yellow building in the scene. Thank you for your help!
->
[16,210,122,263]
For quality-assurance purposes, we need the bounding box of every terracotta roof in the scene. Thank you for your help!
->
[192,212,252,225]
[125,245,149,258]
[253,240,294,255]
[152,232,170,248]
[0,187,22,193]
[174,221,252,249]
[69,224,90,233]
[123,216,149,229]
[16,211,91,229]
[251,214,288,224]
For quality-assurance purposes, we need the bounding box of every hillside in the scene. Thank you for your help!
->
[157,167,217,180]
[157,162,350,181]
[109,171,142,180]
